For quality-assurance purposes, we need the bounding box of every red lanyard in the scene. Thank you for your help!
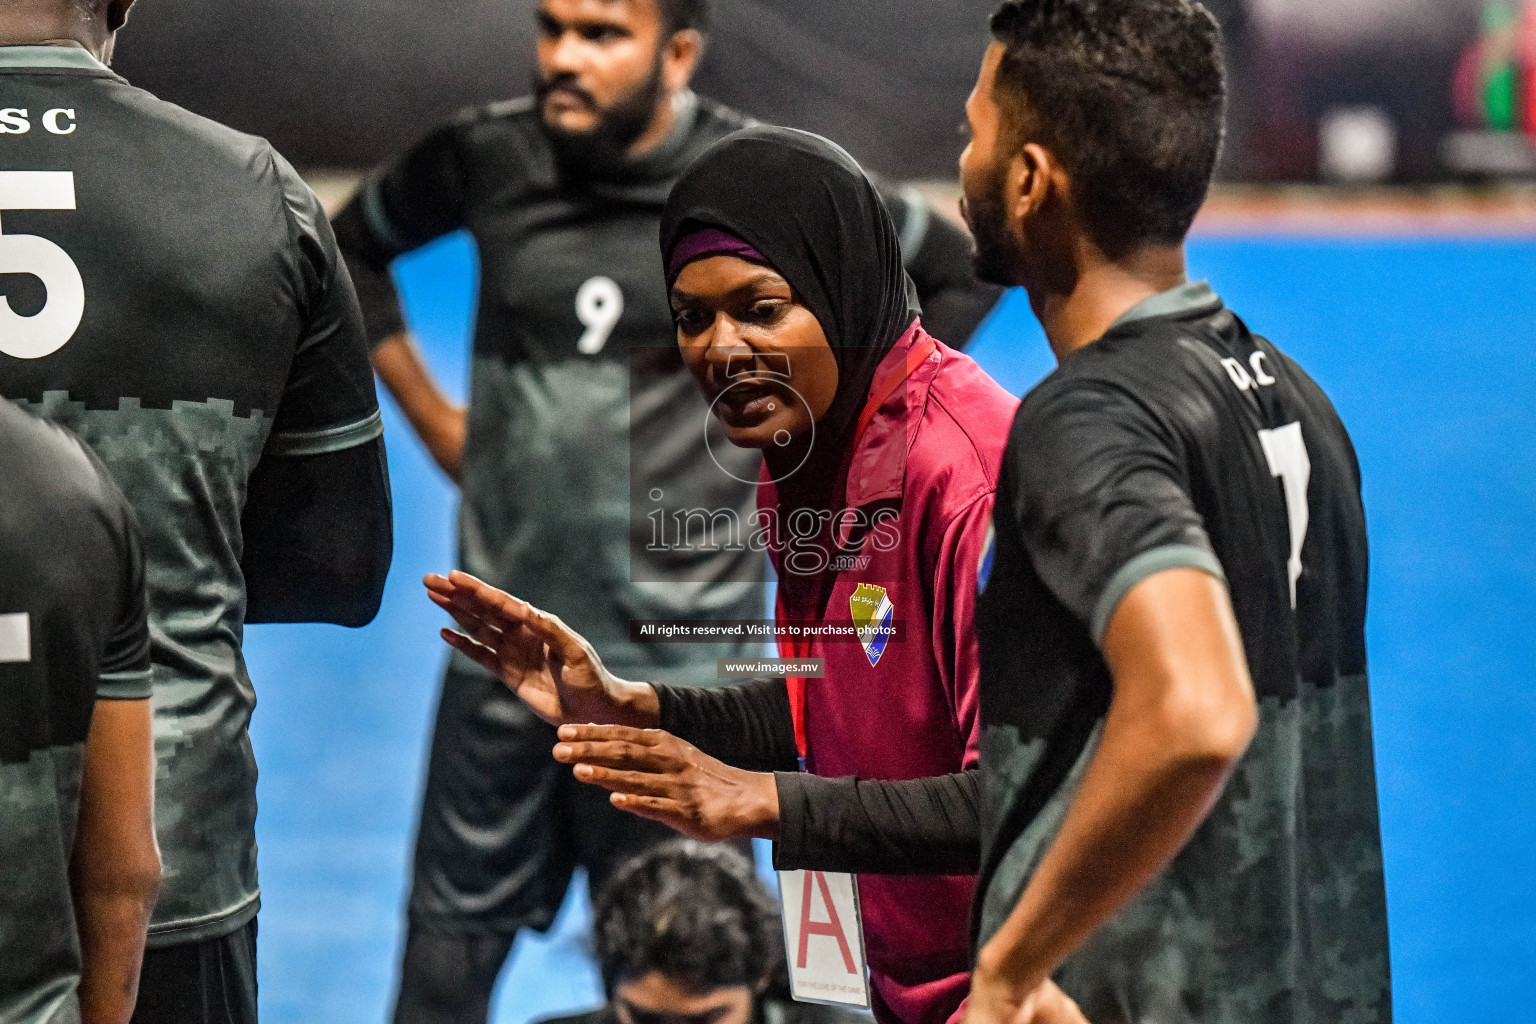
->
[782,333,937,770]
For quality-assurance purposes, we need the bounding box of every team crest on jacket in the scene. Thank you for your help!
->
[850,583,895,667]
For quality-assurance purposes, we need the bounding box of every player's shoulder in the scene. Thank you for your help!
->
[1013,350,1143,438]
[452,95,539,130]
[106,79,289,183]
[1263,336,1341,415]
[431,95,560,181]
[1259,333,1361,467]
[446,95,544,148]
[0,399,95,481]
[1019,301,1245,429]
[1102,301,1349,444]
[1004,327,1198,497]
[691,94,754,141]
[106,79,331,243]
[0,401,122,526]
[659,94,754,166]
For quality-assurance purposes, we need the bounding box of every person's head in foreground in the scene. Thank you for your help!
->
[959,0,1225,298]
[661,125,921,514]
[590,841,783,1024]
[534,0,710,166]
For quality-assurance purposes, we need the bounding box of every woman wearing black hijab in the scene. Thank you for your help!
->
[426,128,1041,1024]
[659,126,923,523]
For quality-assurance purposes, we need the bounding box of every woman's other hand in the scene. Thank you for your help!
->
[425,571,660,728]
[553,723,780,842]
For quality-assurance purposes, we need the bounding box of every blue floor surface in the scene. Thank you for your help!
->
[245,231,1536,1023]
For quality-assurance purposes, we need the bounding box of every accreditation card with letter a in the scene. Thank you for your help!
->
[780,659,871,1008]
[778,868,871,1008]
[779,655,871,1008]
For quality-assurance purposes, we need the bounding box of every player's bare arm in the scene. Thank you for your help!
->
[426,571,660,728]
[71,698,160,1024]
[552,723,780,842]
[966,568,1256,1024]
[371,333,466,482]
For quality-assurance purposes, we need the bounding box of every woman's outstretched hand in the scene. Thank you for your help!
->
[424,571,660,729]
[552,724,781,843]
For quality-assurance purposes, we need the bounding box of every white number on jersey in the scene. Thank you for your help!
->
[0,612,30,664]
[1257,421,1311,609]
[575,275,624,356]
[0,171,84,360]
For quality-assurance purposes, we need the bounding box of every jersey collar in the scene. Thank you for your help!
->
[0,44,111,72]
[610,91,701,181]
[1109,280,1223,330]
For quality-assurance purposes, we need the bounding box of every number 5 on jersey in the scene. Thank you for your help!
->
[0,171,84,360]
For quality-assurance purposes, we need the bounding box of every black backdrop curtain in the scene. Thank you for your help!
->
[109,0,1488,182]
[111,0,998,179]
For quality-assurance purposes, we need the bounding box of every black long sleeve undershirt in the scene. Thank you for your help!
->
[773,769,981,876]
[241,438,393,627]
[657,678,800,773]
[656,680,982,876]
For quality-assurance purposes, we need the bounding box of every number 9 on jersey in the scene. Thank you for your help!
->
[575,275,624,356]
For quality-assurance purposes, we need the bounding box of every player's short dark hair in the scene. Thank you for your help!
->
[988,0,1226,254]
[592,840,782,996]
[658,0,711,34]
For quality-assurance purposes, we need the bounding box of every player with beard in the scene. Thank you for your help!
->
[957,2,1390,1022]
[330,2,1000,1022]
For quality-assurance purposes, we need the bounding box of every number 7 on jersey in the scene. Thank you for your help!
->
[1258,421,1311,609]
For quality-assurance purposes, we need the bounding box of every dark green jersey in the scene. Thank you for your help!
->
[0,45,388,945]
[0,398,152,1024]
[975,284,1390,1022]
